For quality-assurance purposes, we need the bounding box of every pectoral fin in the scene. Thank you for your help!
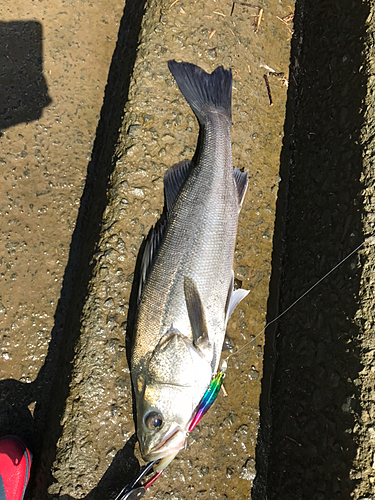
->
[184,276,210,350]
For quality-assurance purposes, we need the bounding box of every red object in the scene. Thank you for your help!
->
[0,436,32,500]
[143,471,163,490]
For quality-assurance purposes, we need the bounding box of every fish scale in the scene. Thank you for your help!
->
[135,119,237,354]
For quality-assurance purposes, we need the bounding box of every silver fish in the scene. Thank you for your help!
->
[130,60,249,472]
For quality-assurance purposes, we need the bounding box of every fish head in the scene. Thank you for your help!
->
[136,383,194,471]
[134,330,212,471]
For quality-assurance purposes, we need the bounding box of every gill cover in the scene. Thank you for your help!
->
[147,330,211,388]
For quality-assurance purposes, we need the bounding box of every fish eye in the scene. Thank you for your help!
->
[144,411,163,430]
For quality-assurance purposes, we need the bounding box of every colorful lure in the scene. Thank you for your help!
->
[188,371,225,432]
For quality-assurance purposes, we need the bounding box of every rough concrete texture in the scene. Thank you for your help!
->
[352,6,375,500]
[50,0,292,498]
[0,0,122,379]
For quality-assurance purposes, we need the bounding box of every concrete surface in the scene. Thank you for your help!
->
[0,0,123,380]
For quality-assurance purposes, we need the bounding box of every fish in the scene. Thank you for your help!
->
[129,60,249,473]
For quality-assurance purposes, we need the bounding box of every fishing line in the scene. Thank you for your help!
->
[221,233,375,372]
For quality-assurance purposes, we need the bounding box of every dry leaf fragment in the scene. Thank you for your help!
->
[255,7,263,33]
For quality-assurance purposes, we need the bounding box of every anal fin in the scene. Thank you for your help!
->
[225,270,249,326]
[233,168,248,208]
[222,334,233,351]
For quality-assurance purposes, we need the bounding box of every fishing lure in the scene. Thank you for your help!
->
[188,371,225,432]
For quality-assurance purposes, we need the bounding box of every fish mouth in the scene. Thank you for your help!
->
[142,426,186,472]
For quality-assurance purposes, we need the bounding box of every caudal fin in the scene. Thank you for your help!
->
[168,60,232,124]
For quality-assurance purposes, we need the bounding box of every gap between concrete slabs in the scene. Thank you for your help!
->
[50,0,293,498]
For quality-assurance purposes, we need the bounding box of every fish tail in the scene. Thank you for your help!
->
[168,60,232,124]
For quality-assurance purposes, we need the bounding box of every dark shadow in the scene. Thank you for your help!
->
[0,21,51,133]
[0,0,147,498]
[253,0,369,499]
[57,435,140,500]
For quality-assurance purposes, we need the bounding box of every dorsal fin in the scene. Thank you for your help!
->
[224,270,249,326]
[233,168,248,208]
[164,159,193,212]
[138,214,167,303]
[184,276,210,350]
